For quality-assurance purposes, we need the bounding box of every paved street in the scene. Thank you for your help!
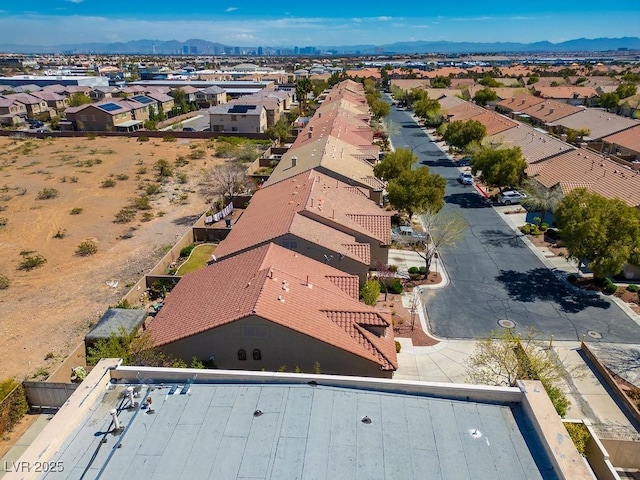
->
[387,104,640,343]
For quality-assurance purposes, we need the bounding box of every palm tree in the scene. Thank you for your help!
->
[521,178,563,227]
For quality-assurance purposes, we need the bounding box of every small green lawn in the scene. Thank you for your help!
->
[176,244,217,276]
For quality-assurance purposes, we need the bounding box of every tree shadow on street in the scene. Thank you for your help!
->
[444,192,491,209]
[496,268,611,313]
[479,229,526,249]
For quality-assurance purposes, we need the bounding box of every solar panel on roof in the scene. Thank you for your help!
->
[132,95,154,104]
[99,102,122,112]
[229,105,257,114]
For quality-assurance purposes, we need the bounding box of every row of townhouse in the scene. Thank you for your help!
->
[145,80,399,378]
[437,94,640,209]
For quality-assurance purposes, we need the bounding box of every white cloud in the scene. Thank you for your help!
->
[225,7,238,12]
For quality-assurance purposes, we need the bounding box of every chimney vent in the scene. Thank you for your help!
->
[291,156,297,167]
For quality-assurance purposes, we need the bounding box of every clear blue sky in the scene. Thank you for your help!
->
[1,1,639,47]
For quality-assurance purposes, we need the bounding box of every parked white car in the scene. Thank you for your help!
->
[391,226,428,244]
[458,172,473,185]
[498,190,527,205]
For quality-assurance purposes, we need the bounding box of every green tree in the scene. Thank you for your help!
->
[68,93,92,107]
[413,97,441,122]
[266,117,292,143]
[527,74,540,85]
[616,83,638,100]
[520,179,563,227]
[442,120,487,151]
[431,75,451,88]
[471,146,527,192]
[478,76,502,88]
[296,77,313,116]
[414,210,467,271]
[599,92,620,112]
[87,327,168,367]
[373,148,414,181]
[369,97,390,119]
[565,128,590,145]
[554,188,640,279]
[387,167,446,219]
[473,87,498,107]
[360,279,381,306]
[465,328,570,417]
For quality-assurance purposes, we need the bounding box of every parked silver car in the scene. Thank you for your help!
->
[458,172,473,185]
[498,190,527,205]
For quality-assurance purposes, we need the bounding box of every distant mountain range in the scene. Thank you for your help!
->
[1,37,639,55]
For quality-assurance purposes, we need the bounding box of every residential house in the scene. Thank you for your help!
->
[64,101,142,131]
[552,109,638,142]
[601,125,640,163]
[89,86,119,101]
[443,101,518,136]
[30,90,68,115]
[486,123,575,165]
[195,85,227,108]
[532,86,599,106]
[1,92,50,118]
[496,94,546,118]
[148,243,397,377]
[216,169,391,278]
[143,91,175,117]
[209,103,267,133]
[174,85,199,104]
[0,97,27,125]
[516,99,583,129]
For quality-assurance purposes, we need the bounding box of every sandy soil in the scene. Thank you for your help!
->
[0,135,221,381]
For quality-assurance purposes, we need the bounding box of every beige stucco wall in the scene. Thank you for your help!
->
[158,315,392,378]
[210,107,267,133]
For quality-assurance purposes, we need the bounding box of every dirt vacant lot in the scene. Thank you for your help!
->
[0,134,224,381]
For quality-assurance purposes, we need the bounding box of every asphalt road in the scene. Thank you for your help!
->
[386,104,640,343]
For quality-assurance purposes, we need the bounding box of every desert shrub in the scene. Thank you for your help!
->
[180,243,196,257]
[137,166,147,175]
[627,284,640,293]
[174,156,189,167]
[0,274,10,289]
[388,264,398,273]
[163,135,176,142]
[141,212,154,222]
[176,172,188,184]
[101,178,116,188]
[188,149,206,160]
[53,228,66,239]
[154,159,172,178]
[145,183,161,195]
[564,422,591,456]
[408,266,419,274]
[131,196,151,210]
[70,207,83,215]
[76,240,98,256]
[85,133,97,140]
[0,217,7,227]
[114,208,136,223]
[115,174,129,181]
[36,187,59,200]
[137,135,150,142]
[69,176,78,183]
[389,278,404,294]
[18,253,47,270]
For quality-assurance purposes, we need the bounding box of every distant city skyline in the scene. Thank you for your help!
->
[1,1,639,48]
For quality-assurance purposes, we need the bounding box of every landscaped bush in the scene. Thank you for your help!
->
[388,278,403,294]
[180,243,196,258]
[520,224,531,234]
[419,266,428,275]
[603,278,618,294]
[360,279,381,306]
[0,378,29,437]
[395,340,401,353]
[564,422,591,456]
[627,284,640,293]
[75,240,98,256]
[408,266,419,275]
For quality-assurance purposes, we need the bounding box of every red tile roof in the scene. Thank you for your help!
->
[148,243,397,370]
[527,148,640,207]
[602,124,640,154]
[214,170,388,262]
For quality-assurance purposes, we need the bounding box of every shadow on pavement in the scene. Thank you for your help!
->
[496,268,611,313]
[444,192,491,209]
[479,229,527,249]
